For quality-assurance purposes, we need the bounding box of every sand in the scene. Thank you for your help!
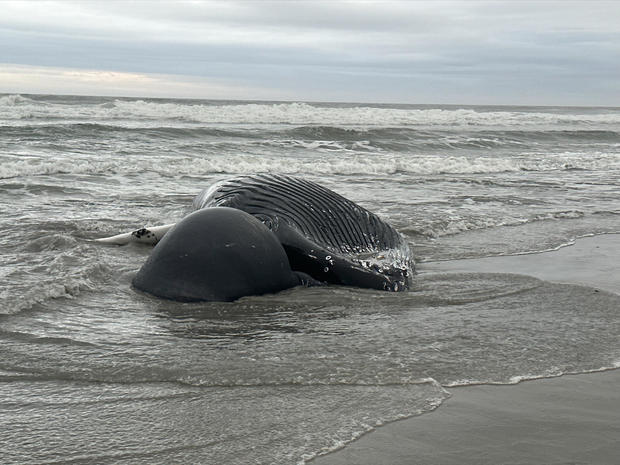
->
[310,234,620,465]
[423,234,620,295]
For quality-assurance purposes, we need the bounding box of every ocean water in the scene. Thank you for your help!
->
[1,93,619,464]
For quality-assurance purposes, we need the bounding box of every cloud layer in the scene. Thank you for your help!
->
[1,1,619,104]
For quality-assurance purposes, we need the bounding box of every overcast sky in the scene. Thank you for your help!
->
[1,0,619,105]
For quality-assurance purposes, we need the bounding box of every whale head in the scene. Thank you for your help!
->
[132,207,299,302]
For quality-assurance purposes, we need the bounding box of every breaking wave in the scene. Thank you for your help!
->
[2,151,619,180]
[2,94,620,130]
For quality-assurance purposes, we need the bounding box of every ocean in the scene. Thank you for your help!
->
[1,93,619,464]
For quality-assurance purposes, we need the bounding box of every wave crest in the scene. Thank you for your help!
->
[4,151,619,180]
[2,95,620,129]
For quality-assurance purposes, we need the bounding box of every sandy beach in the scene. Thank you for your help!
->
[311,234,620,465]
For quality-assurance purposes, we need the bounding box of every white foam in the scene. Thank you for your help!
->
[297,378,449,464]
[0,280,83,315]
[2,94,620,129]
[0,159,123,179]
[444,362,620,388]
[3,150,620,180]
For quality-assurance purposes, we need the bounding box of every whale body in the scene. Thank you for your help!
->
[101,174,413,301]
[192,174,412,292]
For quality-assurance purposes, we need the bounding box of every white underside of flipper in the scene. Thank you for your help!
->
[96,224,176,245]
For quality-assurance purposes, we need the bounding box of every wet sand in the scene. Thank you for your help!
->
[424,233,620,294]
[311,234,620,465]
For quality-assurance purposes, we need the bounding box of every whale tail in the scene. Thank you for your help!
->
[95,224,176,245]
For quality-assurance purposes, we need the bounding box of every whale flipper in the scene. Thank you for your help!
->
[96,224,175,245]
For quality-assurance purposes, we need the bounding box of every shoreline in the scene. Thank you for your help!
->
[310,233,620,464]
[422,233,620,295]
[311,369,620,465]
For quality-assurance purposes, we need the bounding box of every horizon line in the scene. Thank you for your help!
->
[2,91,618,110]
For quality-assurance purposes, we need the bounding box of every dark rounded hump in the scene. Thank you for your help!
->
[132,207,299,302]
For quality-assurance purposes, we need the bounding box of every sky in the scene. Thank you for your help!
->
[1,0,619,105]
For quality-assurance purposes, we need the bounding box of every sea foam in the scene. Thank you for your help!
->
[3,94,620,129]
[3,151,620,180]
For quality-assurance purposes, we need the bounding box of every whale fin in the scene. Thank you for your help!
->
[96,224,176,246]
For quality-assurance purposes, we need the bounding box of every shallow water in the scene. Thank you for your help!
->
[1,94,619,463]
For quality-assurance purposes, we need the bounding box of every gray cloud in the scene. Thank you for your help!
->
[1,0,618,104]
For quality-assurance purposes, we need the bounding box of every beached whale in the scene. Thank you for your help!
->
[99,174,413,301]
